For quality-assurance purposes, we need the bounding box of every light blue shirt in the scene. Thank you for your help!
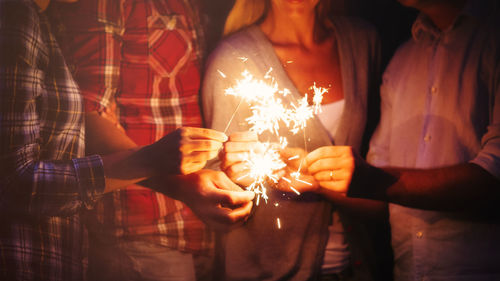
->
[367,1,500,280]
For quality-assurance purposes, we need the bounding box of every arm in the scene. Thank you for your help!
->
[62,3,253,225]
[0,1,105,216]
[357,163,500,214]
[307,145,500,214]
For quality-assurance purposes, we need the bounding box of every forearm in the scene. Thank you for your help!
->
[319,188,388,221]
[85,112,158,192]
[356,163,500,214]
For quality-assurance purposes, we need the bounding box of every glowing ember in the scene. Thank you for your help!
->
[217,69,226,78]
[223,68,327,203]
[237,143,286,204]
[311,83,329,114]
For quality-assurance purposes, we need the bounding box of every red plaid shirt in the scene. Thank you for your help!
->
[54,0,210,253]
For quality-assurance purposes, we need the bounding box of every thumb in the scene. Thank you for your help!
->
[207,188,255,206]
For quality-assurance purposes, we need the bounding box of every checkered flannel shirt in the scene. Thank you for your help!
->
[0,0,106,280]
[54,0,211,253]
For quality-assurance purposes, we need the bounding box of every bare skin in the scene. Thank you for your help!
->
[86,111,254,227]
[221,0,387,218]
[259,0,344,103]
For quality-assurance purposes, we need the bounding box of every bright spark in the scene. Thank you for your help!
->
[223,68,323,202]
[310,82,329,114]
[277,218,281,229]
[241,144,286,204]
[290,186,301,195]
[217,69,226,78]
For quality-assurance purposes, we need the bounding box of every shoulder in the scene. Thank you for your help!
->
[205,25,270,84]
[0,0,40,29]
[0,0,44,66]
[207,26,263,68]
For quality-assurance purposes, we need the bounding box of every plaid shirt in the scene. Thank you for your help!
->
[0,0,106,280]
[54,0,210,253]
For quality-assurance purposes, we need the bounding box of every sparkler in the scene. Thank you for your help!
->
[222,67,328,204]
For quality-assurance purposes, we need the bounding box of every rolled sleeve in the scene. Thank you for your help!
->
[470,38,500,179]
[72,155,106,209]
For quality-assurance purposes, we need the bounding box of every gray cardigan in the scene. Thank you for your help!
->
[202,18,381,281]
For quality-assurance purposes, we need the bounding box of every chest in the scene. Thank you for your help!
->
[273,42,344,103]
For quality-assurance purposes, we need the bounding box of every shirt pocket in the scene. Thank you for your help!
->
[147,10,194,78]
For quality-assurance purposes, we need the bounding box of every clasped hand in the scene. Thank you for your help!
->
[220,131,362,195]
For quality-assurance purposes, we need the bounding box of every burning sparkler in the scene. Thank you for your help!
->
[222,68,328,204]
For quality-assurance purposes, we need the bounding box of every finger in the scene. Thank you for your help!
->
[313,169,352,182]
[184,149,219,163]
[181,139,223,152]
[211,189,255,207]
[180,161,207,175]
[305,146,352,167]
[183,151,211,164]
[308,157,353,174]
[228,131,258,142]
[279,147,304,159]
[223,162,250,175]
[183,127,228,142]
[204,200,253,226]
[225,201,253,223]
[224,141,260,153]
[214,171,250,191]
[318,181,349,194]
[222,152,247,167]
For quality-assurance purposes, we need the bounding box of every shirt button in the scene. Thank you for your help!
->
[424,135,431,142]
[431,86,437,94]
[416,231,423,238]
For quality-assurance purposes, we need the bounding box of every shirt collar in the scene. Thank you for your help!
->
[411,0,492,42]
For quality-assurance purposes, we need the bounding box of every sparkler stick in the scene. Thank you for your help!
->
[223,97,244,134]
[222,68,328,204]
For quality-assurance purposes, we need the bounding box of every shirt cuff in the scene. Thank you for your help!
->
[72,155,106,209]
[470,152,500,180]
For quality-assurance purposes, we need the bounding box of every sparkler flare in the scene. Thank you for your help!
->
[217,69,227,78]
[310,82,329,114]
[237,144,286,204]
[223,68,327,203]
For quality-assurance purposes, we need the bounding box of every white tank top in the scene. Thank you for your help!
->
[316,99,351,274]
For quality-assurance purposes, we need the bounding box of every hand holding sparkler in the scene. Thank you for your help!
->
[305,146,362,194]
[149,127,228,175]
[161,169,255,229]
[275,147,319,194]
[220,131,262,186]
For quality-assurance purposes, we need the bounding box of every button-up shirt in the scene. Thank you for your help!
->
[0,0,105,280]
[54,0,210,253]
[367,1,500,280]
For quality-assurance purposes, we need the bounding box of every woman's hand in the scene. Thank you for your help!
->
[150,127,228,175]
[220,131,261,186]
[275,147,319,194]
[305,146,364,194]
